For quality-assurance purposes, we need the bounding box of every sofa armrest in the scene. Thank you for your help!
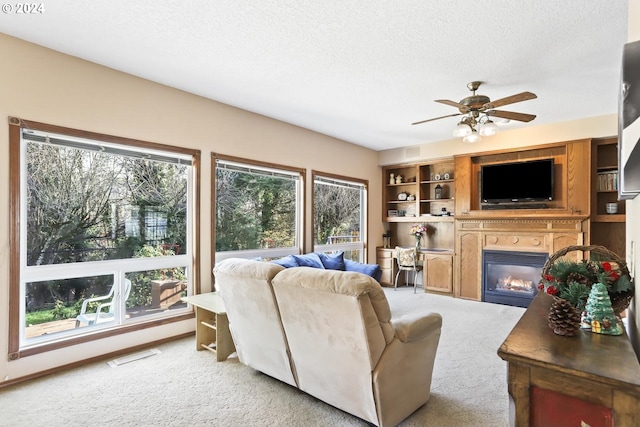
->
[392,312,442,343]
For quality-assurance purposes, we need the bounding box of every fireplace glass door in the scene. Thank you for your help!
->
[482,250,549,308]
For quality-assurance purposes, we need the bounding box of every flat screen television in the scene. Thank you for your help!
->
[481,159,554,203]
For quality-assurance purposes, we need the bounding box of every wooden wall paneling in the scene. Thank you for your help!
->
[591,222,626,257]
[566,139,592,215]
[454,155,472,215]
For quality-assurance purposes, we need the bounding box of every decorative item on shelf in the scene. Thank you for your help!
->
[434,173,441,181]
[389,173,395,185]
[434,184,442,199]
[443,172,451,180]
[407,194,415,201]
[538,245,634,335]
[397,191,408,201]
[441,207,447,216]
[395,175,403,184]
[606,202,618,214]
[582,283,623,335]
[410,223,428,251]
[387,209,398,217]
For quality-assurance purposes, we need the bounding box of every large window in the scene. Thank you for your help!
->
[312,171,367,262]
[9,118,199,358]
[213,155,304,261]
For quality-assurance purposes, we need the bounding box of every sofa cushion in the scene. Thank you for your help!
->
[316,251,346,270]
[292,253,325,269]
[344,259,382,282]
[271,255,299,268]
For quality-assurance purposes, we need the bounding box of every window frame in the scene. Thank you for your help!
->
[212,153,305,264]
[8,117,201,360]
[311,170,368,262]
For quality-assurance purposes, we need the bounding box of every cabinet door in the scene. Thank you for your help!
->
[457,232,481,300]
[424,254,453,293]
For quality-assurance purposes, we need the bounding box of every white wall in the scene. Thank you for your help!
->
[0,34,383,383]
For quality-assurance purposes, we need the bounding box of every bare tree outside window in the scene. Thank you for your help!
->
[10,121,197,353]
[313,173,367,262]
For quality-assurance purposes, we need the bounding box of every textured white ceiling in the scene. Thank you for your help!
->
[0,0,629,151]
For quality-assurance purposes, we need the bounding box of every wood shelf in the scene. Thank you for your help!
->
[382,159,455,223]
[591,214,626,223]
[420,198,454,203]
[385,215,454,223]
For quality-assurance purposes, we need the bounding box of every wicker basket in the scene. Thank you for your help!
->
[541,245,634,316]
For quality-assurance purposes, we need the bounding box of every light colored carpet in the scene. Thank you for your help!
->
[0,288,525,427]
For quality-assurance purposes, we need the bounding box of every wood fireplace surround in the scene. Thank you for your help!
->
[452,139,592,301]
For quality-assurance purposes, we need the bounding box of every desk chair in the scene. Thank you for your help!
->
[394,246,423,293]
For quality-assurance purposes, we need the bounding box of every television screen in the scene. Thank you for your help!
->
[481,159,554,203]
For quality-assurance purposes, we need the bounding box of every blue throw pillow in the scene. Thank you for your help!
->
[271,255,299,268]
[344,259,382,282]
[316,251,346,270]
[292,253,325,269]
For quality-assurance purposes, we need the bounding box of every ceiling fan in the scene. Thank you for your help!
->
[412,81,537,142]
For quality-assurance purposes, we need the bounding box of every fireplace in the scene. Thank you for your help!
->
[482,250,549,308]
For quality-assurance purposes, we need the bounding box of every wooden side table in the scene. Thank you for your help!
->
[182,292,235,361]
[498,292,640,427]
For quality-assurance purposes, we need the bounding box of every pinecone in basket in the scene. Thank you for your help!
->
[548,298,581,336]
[585,260,600,277]
[566,271,590,286]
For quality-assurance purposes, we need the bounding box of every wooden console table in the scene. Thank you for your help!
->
[182,292,235,361]
[498,292,640,427]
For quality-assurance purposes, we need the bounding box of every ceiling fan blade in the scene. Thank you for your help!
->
[486,110,536,122]
[483,92,537,109]
[411,112,462,125]
[435,99,470,113]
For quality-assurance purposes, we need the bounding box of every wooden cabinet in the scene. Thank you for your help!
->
[376,248,395,286]
[499,292,640,427]
[591,138,626,258]
[423,253,453,293]
[382,159,455,222]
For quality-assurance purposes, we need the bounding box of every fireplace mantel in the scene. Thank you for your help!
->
[454,217,587,300]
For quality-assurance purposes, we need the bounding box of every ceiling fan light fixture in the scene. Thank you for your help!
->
[453,122,472,137]
[462,130,481,143]
[479,120,499,136]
